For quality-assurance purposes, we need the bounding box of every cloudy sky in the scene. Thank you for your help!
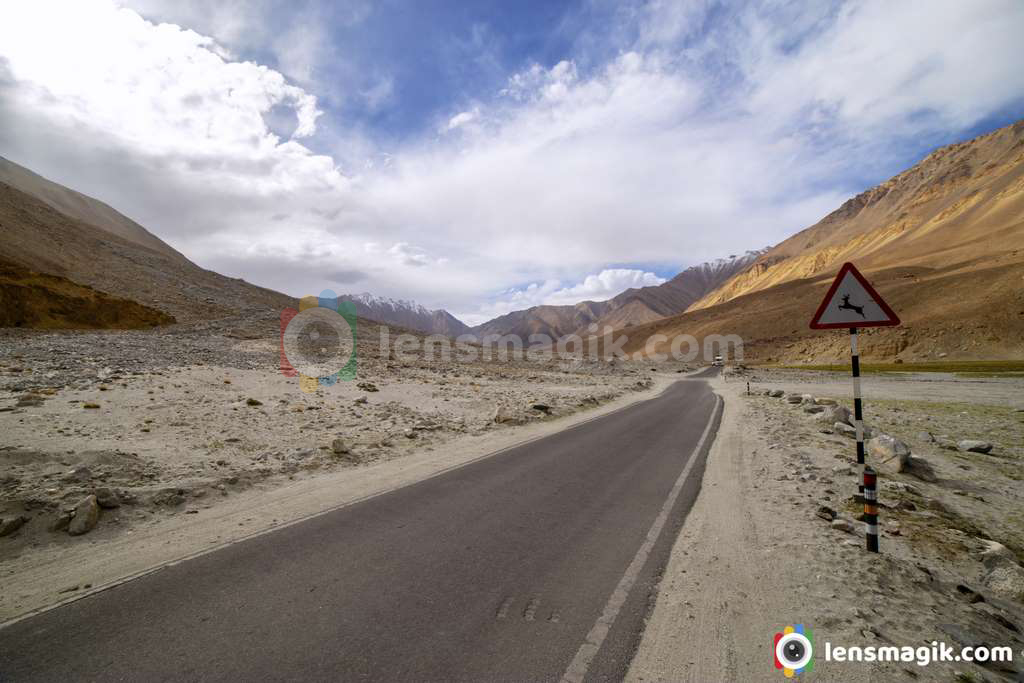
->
[1,0,1023,325]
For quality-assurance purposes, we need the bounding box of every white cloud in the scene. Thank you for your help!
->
[446,109,479,131]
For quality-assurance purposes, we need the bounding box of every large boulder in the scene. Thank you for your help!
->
[68,495,100,536]
[867,434,912,475]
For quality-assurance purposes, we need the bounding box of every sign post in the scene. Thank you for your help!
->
[810,262,900,553]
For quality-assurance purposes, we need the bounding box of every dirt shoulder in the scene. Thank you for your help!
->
[628,370,1024,682]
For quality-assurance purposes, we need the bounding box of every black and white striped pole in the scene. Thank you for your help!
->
[863,466,879,552]
[809,263,900,554]
[851,327,865,500]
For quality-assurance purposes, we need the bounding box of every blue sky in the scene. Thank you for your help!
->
[1,0,1023,324]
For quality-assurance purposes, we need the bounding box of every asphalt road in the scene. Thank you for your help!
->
[1,370,721,682]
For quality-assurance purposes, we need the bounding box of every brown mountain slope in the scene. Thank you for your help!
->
[619,257,1024,363]
[692,120,1024,312]
[0,180,293,324]
[0,260,175,329]
[472,251,761,340]
[0,156,186,262]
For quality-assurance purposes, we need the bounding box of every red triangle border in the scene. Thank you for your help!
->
[809,262,901,329]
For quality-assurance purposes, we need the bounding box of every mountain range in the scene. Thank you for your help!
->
[2,118,1023,360]
[470,252,762,341]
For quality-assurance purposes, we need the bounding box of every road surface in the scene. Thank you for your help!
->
[1,371,721,682]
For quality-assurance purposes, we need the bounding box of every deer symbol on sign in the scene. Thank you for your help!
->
[838,294,865,318]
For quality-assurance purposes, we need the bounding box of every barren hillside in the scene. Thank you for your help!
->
[692,120,1024,311]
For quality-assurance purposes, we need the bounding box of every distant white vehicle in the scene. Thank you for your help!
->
[712,355,723,366]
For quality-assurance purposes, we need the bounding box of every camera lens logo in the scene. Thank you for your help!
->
[774,624,814,677]
[280,290,357,393]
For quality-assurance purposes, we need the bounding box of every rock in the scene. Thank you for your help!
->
[246,398,263,406]
[786,395,803,404]
[357,382,379,392]
[48,511,72,532]
[531,403,552,414]
[802,404,825,414]
[905,456,937,482]
[978,541,1018,570]
[983,564,1024,603]
[353,397,368,405]
[768,389,784,398]
[831,518,855,534]
[917,431,935,443]
[816,398,838,406]
[403,429,417,439]
[817,405,852,426]
[867,434,911,474]
[492,405,524,425]
[800,394,816,404]
[935,436,959,451]
[64,465,93,482]
[331,438,350,455]
[0,515,29,537]
[816,505,837,521]
[834,422,857,438]
[958,440,993,454]
[93,487,121,508]
[68,495,100,536]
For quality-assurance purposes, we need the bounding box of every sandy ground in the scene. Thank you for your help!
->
[0,371,679,623]
[628,370,1024,682]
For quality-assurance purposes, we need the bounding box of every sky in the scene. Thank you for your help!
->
[1,1,1023,326]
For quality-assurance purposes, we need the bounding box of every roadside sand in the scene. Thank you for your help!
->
[628,372,1024,682]
[0,373,679,623]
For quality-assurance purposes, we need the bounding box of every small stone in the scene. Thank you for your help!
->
[958,440,993,454]
[786,395,803,404]
[0,515,29,537]
[831,518,855,534]
[816,505,837,521]
[357,382,379,392]
[834,422,857,438]
[48,511,72,532]
[531,403,552,414]
[68,495,100,536]
[245,398,263,406]
[818,405,852,426]
[403,429,417,439]
[93,488,121,508]
[802,405,825,414]
[768,389,784,398]
[331,438,350,455]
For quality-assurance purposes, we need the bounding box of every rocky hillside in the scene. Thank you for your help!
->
[620,120,1024,363]
[473,251,761,340]
[692,120,1024,311]
[0,167,295,326]
[340,293,471,337]
[0,156,185,262]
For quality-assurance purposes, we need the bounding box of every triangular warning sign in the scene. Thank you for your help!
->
[809,262,900,329]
